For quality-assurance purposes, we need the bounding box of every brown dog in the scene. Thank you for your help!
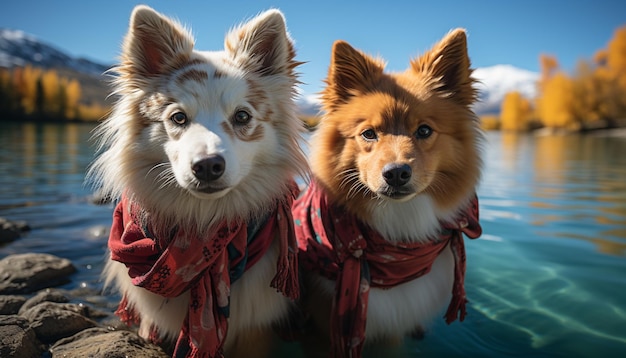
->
[294,29,483,357]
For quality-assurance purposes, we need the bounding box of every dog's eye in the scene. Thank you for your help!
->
[170,112,188,125]
[361,129,377,141]
[415,125,433,139]
[233,110,251,125]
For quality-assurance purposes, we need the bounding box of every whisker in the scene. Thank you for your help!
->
[147,162,169,177]
[150,164,177,190]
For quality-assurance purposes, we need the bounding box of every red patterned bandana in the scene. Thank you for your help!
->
[292,179,481,357]
[108,184,300,358]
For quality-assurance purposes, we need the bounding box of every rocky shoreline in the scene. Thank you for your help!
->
[0,219,168,357]
[0,252,169,357]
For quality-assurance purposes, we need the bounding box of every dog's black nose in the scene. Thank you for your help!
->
[382,163,412,187]
[192,155,225,182]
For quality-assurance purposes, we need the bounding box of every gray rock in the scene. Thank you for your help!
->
[0,217,30,243]
[0,295,26,315]
[18,287,70,314]
[0,253,76,294]
[50,327,169,358]
[20,301,98,343]
[0,315,43,358]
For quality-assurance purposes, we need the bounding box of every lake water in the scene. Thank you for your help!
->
[1,122,625,357]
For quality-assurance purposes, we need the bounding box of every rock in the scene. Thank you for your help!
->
[0,253,76,294]
[50,327,169,358]
[18,288,70,314]
[0,315,44,358]
[20,302,98,343]
[0,217,30,243]
[0,295,26,315]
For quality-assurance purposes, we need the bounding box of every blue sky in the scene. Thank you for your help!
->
[1,0,625,98]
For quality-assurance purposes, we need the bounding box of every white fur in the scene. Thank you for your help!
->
[104,240,291,349]
[366,246,454,339]
[90,5,307,348]
[369,193,462,244]
[313,244,454,339]
[314,194,461,340]
[362,194,464,337]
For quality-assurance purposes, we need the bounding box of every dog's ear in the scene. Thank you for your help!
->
[225,10,297,76]
[322,40,385,110]
[410,29,476,106]
[119,5,194,80]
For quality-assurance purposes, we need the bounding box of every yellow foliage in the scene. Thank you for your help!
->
[607,26,626,75]
[479,115,500,131]
[500,91,532,131]
[594,49,608,66]
[65,79,82,119]
[532,25,626,129]
[18,66,43,114]
[77,103,109,122]
[571,61,610,123]
[537,72,578,129]
[539,54,559,85]
[0,66,107,121]
[41,70,60,115]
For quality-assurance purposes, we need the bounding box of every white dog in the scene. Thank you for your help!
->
[88,5,307,357]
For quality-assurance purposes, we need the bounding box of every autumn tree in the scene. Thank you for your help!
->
[539,54,559,86]
[537,72,579,129]
[41,70,61,117]
[65,79,81,119]
[0,65,98,121]
[605,26,626,120]
[18,66,43,115]
[0,69,20,115]
[536,53,582,129]
[607,26,626,75]
[500,91,533,131]
[571,61,607,124]
[35,76,45,118]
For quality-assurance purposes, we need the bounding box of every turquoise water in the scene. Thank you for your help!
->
[1,122,625,357]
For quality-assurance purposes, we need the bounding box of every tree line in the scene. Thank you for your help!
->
[0,66,108,122]
[483,25,626,132]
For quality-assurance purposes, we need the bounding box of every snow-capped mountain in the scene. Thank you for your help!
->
[0,28,113,106]
[473,65,539,115]
[0,28,109,76]
[297,94,323,116]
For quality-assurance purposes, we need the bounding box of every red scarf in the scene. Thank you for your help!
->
[108,185,299,358]
[292,180,481,357]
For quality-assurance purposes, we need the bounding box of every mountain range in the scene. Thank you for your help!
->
[0,28,111,106]
[0,28,539,115]
[297,65,540,116]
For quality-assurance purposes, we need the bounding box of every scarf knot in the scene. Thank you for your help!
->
[108,183,300,358]
[293,179,481,357]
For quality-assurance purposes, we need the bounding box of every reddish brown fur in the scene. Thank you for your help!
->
[246,78,269,117]
[312,29,482,222]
